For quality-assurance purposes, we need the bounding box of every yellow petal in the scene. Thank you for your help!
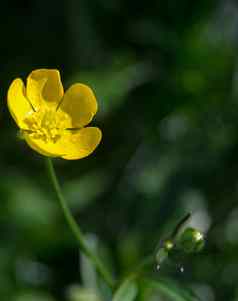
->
[22,127,102,160]
[26,69,64,109]
[22,131,65,157]
[58,83,98,128]
[7,78,34,129]
[62,127,102,160]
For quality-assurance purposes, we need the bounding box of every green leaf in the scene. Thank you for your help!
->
[68,285,102,301]
[143,278,200,301]
[112,278,138,301]
[14,292,55,301]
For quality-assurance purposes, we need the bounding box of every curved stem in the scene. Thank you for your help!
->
[45,157,114,289]
[171,212,191,240]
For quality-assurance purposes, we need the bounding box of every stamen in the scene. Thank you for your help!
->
[23,109,70,143]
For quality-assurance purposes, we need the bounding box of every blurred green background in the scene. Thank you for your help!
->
[0,0,237,300]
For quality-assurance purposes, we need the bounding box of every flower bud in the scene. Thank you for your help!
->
[156,247,168,265]
[164,239,174,251]
[155,239,174,265]
[178,227,205,253]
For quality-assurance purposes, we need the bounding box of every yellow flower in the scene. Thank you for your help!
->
[7,69,102,160]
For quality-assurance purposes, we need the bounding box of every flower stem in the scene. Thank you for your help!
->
[45,157,115,289]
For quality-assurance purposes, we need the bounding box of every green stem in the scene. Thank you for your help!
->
[45,157,115,289]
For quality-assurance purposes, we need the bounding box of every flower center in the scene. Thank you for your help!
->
[23,109,70,143]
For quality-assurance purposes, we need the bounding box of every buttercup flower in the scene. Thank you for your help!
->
[7,69,102,159]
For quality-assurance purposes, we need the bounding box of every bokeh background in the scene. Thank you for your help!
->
[0,0,238,300]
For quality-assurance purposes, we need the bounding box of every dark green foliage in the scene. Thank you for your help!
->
[0,0,237,300]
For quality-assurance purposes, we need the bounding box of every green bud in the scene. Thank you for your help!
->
[178,227,205,253]
[164,240,174,252]
[156,247,168,265]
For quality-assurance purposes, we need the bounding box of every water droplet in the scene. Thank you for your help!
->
[180,266,184,273]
